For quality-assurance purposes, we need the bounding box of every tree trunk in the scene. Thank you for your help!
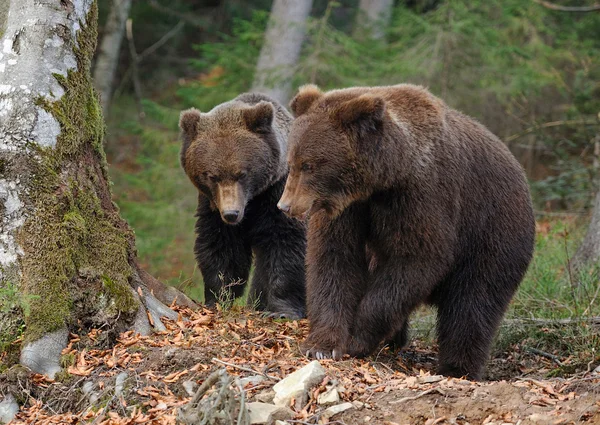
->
[0,0,193,378]
[353,0,394,40]
[572,191,600,273]
[93,0,132,115]
[251,0,313,105]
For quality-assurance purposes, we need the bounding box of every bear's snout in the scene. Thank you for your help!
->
[215,182,245,225]
[277,200,290,213]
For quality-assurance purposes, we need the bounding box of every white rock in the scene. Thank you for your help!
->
[529,413,554,424]
[317,386,340,405]
[255,390,275,403]
[182,380,197,396]
[82,381,94,395]
[247,402,293,424]
[275,421,290,425]
[240,375,266,388]
[273,360,326,407]
[0,394,18,424]
[321,402,354,420]
[418,375,444,384]
[115,372,128,396]
[352,400,364,410]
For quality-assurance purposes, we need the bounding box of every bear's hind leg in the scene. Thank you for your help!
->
[434,264,519,380]
[385,318,409,351]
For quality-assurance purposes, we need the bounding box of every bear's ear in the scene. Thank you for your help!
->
[333,95,386,134]
[179,108,202,139]
[243,101,274,134]
[289,84,323,117]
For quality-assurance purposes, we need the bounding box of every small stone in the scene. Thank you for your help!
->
[115,372,128,396]
[418,375,444,384]
[182,380,197,396]
[593,365,600,374]
[82,381,94,395]
[0,394,19,424]
[255,390,275,403]
[352,400,364,410]
[529,413,554,424]
[321,402,354,420]
[317,386,340,405]
[247,402,293,424]
[364,416,371,422]
[274,421,290,425]
[164,347,177,359]
[240,375,266,388]
[273,360,326,407]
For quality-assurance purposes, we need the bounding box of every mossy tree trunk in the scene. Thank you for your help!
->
[251,0,313,105]
[0,0,193,378]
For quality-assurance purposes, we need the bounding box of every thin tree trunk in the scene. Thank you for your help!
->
[251,0,313,105]
[572,136,600,275]
[0,0,193,379]
[353,0,394,40]
[93,0,132,115]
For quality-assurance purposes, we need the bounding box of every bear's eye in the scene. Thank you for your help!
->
[301,163,313,173]
[207,174,219,183]
[237,171,247,180]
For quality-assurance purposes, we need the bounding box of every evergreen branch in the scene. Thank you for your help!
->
[532,0,600,12]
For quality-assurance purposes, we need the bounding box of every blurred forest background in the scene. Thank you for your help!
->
[96,0,599,326]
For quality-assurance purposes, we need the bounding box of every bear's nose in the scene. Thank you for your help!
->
[277,201,290,213]
[223,210,240,223]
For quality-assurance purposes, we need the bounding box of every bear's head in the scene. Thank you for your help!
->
[180,100,282,225]
[278,85,386,219]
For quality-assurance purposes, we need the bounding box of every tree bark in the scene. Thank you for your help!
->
[93,0,132,115]
[251,0,313,105]
[353,0,394,41]
[572,191,600,272]
[0,0,193,378]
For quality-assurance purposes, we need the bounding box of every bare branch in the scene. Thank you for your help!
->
[148,0,209,28]
[532,0,600,12]
[504,119,598,143]
[138,20,184,62]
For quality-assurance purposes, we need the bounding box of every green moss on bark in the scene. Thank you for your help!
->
[17,2,138,345]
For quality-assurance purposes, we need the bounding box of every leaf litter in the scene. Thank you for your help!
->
[0,305,599,424]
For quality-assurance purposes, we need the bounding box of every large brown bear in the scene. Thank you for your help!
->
[278,84,535,379]
[180,93,306,319]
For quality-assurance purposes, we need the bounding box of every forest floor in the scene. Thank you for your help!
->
[2,305,600,425]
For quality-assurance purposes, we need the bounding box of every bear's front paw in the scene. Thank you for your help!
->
[345,335,375,358]
[304,347,344,361]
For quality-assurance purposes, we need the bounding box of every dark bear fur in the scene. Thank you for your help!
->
[278,84,535,379]
[180,93,306,319]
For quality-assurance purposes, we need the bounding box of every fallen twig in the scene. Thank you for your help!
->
[525,347,563,366]
[389,387,446,404]
[211,358,281,381]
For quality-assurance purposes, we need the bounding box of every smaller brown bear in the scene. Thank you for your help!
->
[180,93,306,319]
[278,84,535,379]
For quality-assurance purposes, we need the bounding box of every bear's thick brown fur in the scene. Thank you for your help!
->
[180,93,306,319]
[278,84,535,379]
